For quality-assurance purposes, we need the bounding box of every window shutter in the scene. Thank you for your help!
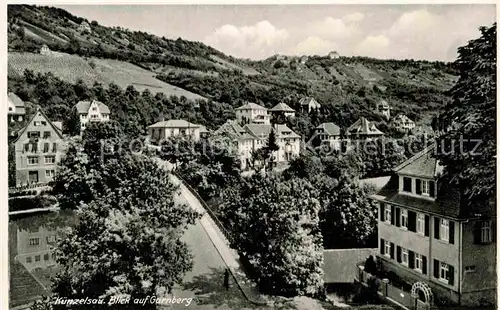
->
[429,181,436,197]
[24,143,29,152]
[390,242,395,259]
[380,238,385,255]
[422,256,427,274]
[52,143,57,153]
[433,259,440,278]
[416,179,422,194]
[473,221,482,244]
[424,215,430,236]
[44,143,49,153]
[391,205,396,225]
[396,208,401,227]
[449,221,455,244]
[434,217,440,239]
[408,251,415,268]
[396,246,401,263]
[408,211,416,232]
[448,265,454,285]
[380,203,385,222]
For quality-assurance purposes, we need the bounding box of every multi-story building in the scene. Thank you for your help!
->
[8,92,26,123]
[393,114,416,133]
[13,109,65,186]
[235,102,270,125]
[299,97,321,113]
[15,225,58,271]
[269,102,296,119]
[75,100,110,133]
[372,144,496,307]
[40,44,51,55]
[147,119,203,142]
[212,121,301,170]
[346,117,384,140]
[315,122,341,151]
[377,100,391,120]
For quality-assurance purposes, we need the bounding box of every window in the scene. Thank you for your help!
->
[401,209,408,229]
[402,248,409,266]
[82,114,87,119]
[465,266,476,273]
[41,121,47,126]
[417,213,425,235]
[35,255,40,262]
[403,177,412,192]
[45,170,55,178]
[51,252,56,260]
[43,131,51,139]
[26,256,32,263]
[415,253,423,272]
[384,240,391,258]
[29,238,40,246]
[92,107,97,111]
[43,143,50,153]
[28,131,40,138]
[46,236,56,243]
[91,114,98,119]
[45,156,56,164]
[440,262,449,283]
[44,254,49,261]
[28,157,39,165]
[421,180,429,195]
[34,121,40,126]
[385,207,392,224]
[440,219,449,241]
[9,107,13,112]
[481,221,492,243]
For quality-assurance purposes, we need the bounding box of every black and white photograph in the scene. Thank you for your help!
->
[4,2,497,310]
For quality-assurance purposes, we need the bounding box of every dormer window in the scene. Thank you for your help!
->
[403,177,412,192]
[421,180,430,195]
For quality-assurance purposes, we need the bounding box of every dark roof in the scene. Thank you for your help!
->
[299,97,320,107]
[148,119,199,128]
[235,102,267,110]
[316,122,340,136]
[323,248,378,283]
[393,144,443,179]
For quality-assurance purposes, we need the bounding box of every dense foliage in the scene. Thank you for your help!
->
[436,23,496,215]
[52,122,199,305]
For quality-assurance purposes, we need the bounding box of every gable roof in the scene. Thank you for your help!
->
[13,108,63,144]
[393,144,443,179]
[269,102,295,112]
[235,102,267,111]
[8,92,25,108]
[75,100,110,114]
[346,117,384,136]
[316,122,340,136]
[377,100,390,108]
[299,97,320,107]
[244,124,300,139]
[148,119,200,129]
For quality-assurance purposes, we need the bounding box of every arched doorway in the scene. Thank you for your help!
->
[411,282,433,310]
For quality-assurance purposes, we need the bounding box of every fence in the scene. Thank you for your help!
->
[356,265,414,310]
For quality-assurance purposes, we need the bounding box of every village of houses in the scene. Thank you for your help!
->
[7,81,496,310]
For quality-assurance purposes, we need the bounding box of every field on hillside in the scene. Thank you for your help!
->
[8,52,206,100]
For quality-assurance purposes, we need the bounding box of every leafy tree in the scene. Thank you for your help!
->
[220,174,324,297]
[284,154,324,180]
[263,129,280,170]
[8,144,16,187]
[53,153,198,305]
[436,23,496,213]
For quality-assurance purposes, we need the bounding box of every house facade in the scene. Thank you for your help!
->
[315,122,341,151]
[329,51,340,59]
[299,97,321,113]
[371,145,496,307]
[13,109,65,187]
[147,119,202,142]
[75,100,110,133]
[346,117,384,141]
[78,21,92,33]
[8,92,26,123]
[235,102,270,125]
[269,102,296,118]
[40,44,51,55]
[15,225,58,272]
[377,100,391,120]
[393,114,416,133]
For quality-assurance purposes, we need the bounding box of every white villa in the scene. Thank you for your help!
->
[235,102,270,125]
[393,114,416,133]
[75,100,110,133]
[147,119,204,142]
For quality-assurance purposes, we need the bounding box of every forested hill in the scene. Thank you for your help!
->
[8,4,459,133]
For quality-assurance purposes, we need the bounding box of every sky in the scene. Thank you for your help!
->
[57,4,496,61]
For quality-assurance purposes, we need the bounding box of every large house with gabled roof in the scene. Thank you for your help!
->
[74,100,110,133]
[13,108,65,187]
[346,117,384,140]
[299,97,321,113]
[371,144,496,307]
[315,122,341,151]
[8,92,26,123]
[147,119,204,142]
[269,102,296,118]
[235,102,270,125]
